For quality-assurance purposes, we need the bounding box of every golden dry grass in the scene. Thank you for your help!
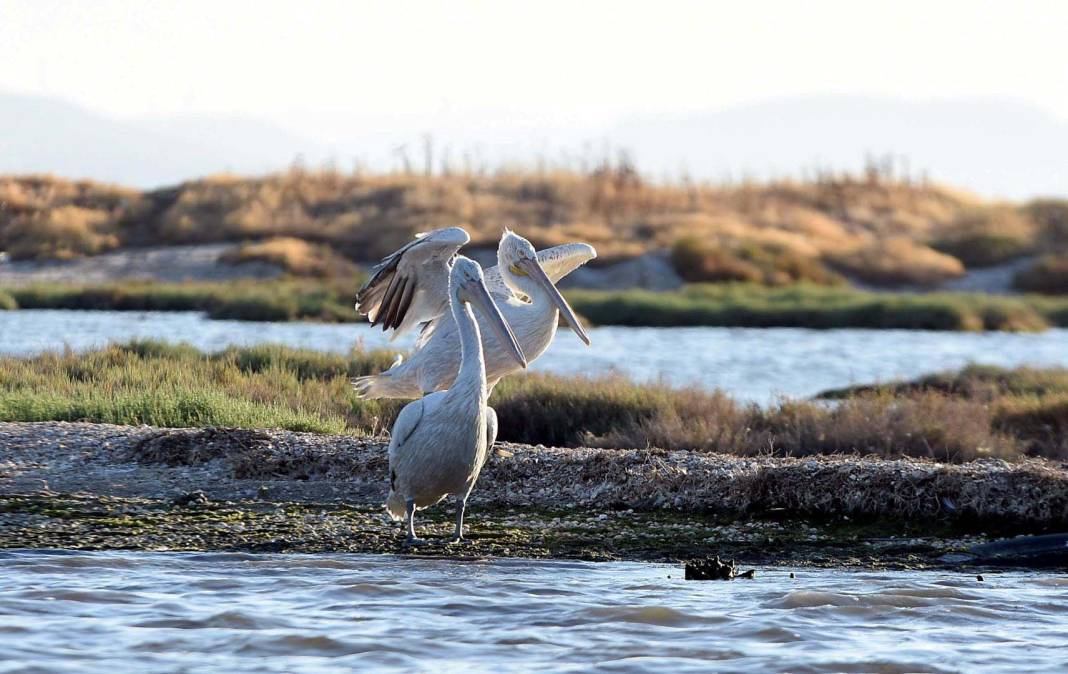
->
[0,174,146,260]
[219,236,359,277]
[1,168,1059,287]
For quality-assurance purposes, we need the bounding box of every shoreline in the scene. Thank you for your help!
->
[2,422,1067,569]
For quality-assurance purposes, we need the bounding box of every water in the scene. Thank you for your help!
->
[1,551,1065,673]
[4,310,1068,402]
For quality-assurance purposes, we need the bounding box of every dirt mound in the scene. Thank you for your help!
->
[129,427,273,467]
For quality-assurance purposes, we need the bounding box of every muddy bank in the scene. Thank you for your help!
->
[2,422,1067,567]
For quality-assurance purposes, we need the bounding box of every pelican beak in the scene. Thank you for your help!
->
[466,278,528,368]
[519,257,591,346]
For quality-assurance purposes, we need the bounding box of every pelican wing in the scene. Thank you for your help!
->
[483,242,598,299]
[412,241,598,350]
[355,227,470,336]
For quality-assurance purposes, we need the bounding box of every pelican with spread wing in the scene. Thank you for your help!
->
[353,228,596,399]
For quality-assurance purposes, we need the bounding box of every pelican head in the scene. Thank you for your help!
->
[451,256,527,368]
[497,229,591,346]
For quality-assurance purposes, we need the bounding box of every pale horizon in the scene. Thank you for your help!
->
[2,0,1067,196]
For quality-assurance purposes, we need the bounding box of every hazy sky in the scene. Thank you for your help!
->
[3,0,1067,138]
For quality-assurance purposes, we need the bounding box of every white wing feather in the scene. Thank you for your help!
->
[354,227,470,337]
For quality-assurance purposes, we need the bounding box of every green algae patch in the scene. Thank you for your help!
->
[0,493,1017,569]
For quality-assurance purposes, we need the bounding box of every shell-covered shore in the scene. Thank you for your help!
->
[2,422,1067,566]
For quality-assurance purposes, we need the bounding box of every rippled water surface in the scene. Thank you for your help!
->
[4,310,1068,401]
[1,551,1066,674]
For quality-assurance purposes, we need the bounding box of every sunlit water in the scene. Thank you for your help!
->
[4,310,1068,402]
[1,551,1065,674]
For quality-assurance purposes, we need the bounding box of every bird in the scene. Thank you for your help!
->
[353,228,596,400]
[384,255,527,545]
[355,226,471,340]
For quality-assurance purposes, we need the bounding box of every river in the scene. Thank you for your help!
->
[3,310,1068,402]
[1,551,1065,673]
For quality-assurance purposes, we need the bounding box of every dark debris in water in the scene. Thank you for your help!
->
[684,556,757,580]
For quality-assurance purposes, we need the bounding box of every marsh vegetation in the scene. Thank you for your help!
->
[1,341,1064,461]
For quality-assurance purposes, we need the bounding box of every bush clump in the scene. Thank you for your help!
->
[825,237,965,287]
[1013,255,1068,295]
[933,232,1032,268]
[220,237,359,277]
[671,237,841,286]
[1024,199,1068,248]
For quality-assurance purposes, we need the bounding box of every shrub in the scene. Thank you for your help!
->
[3,206,120,260]
[221,237,359,277]
[0,291,16,310]
[670,237,840,286]
[825,237,965,287]
[994,396,1068,459]
[933,232,1032,268]
[1024,199,1068,248]
[1013,255,1068,295]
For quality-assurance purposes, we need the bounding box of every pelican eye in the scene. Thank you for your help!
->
[509,262,528,277]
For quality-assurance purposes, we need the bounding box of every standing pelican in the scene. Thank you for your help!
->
[385,255,527,545]
[354,228,596,399]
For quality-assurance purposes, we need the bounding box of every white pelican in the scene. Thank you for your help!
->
[353,228,596,399]
[384,255,527,545]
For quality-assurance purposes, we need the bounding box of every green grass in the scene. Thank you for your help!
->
[0,341,402,435]
[1,341,1065,461]
[5,279,359,323]
[5,280,1068,331]
[567,283,1068,331]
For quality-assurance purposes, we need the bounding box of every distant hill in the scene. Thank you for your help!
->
[1,91,1066,198]
[0,91,322,187]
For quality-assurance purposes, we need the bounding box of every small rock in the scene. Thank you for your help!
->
[172,490,209,507]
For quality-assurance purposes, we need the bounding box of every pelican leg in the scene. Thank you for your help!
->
[482,406,499,468]
[448,495,467,544]
[405,498,426,547]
